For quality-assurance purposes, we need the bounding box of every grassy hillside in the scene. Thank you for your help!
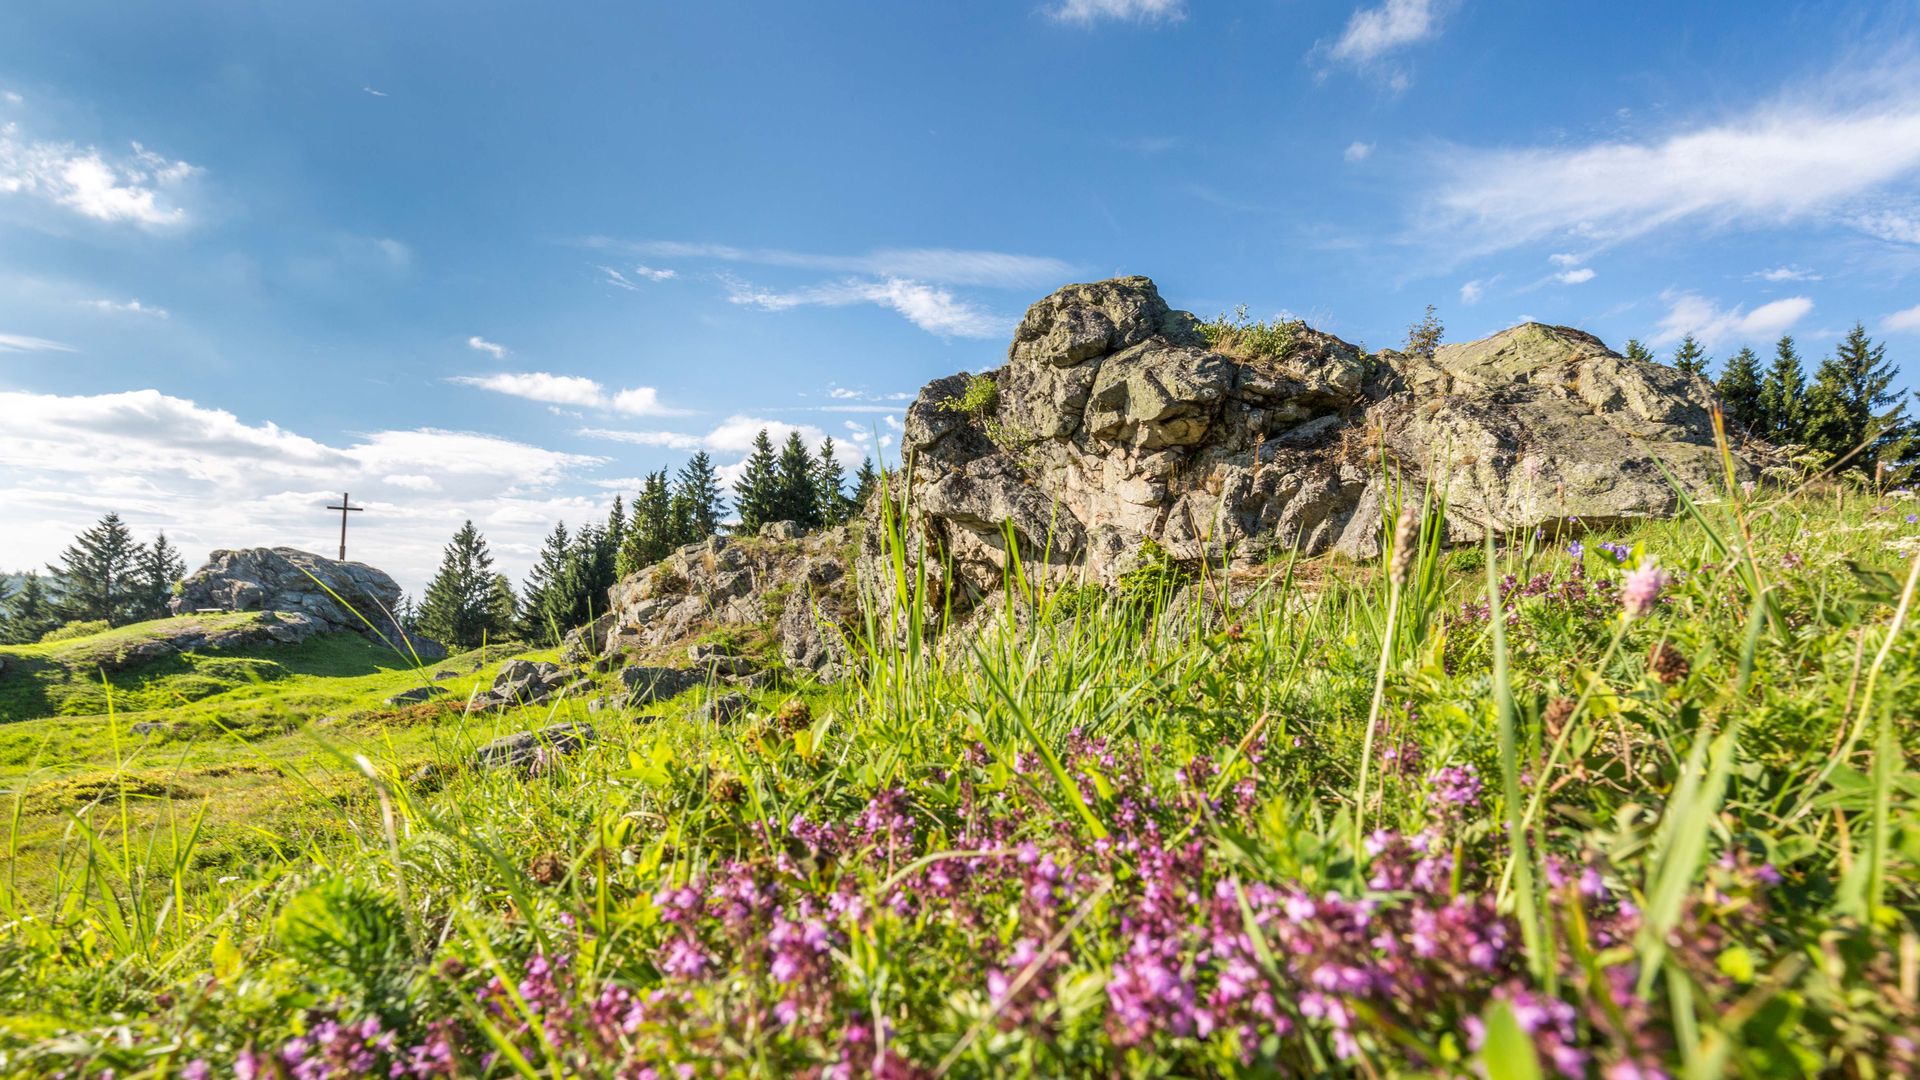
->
[1,480,1918,1077]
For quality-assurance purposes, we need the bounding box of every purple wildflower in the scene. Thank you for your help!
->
[1621,560,1671,618]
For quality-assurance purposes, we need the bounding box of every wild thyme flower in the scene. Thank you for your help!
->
[1621,560,1671,619]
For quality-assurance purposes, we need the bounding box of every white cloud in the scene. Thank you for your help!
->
[598,264,676,291]
[1426,76,1920,255]
[1344,141,1373,162]
[0,331,77,353]
[88,297,168,318]
[1049,0,1184,24]
[1329,0,1446,65]
[1751,265,1822,282]
[1459,280,1483,305]
[1885,304,1920,334]
[452,371,689,416]
[587,239,1072,289]
[1651,292,1813,348]
[1548,252,1582,267]
[631,264,675,281]
[0,389,607,593]
[726,276,1004,338]
[1555,267,1596,285]
[581,414,833,458]
[467,335,508,359]
[2,92,21,106]
[362,86,388,98]
[0,123,199,228]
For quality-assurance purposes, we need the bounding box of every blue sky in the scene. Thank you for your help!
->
[4,0,1920,594]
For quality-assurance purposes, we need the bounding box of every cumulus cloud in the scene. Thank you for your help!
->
[0,122,199,228]
[726,276,1005,338]
[467,335,508,359]
[0,388,607,593]
[1425,73,1920,255]
[88,297,168,317]
[586,239,1072,289]
[1328,0,1447,65]
[451,372,689,416]
[0,331,76,353]
[1651,292,1813,348]
[1049,0,1185,24]
[1555,268,1596,285]
[1344,141,1374,162]
[1885,303,1920,334]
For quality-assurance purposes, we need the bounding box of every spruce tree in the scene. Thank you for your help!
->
[1623,339,1655,365]
[560,523,605,628]
[618,470,677,575]
[733,430,781,533]
[518,521,572,641]
[1802,324,1911,473]
[1671,334,1710,377]
[675,451,726,540]
[1759,335,1808,443]
[1716,347,1764,431]
[487,573,519,638]
[0,573,60,644]
[814,437,851,525]
[589,498,624,598]
[774,430,822,529]
[851,457,880,514]
[48,513,147,626]
[133,531,186,621]
[418,521,503,649]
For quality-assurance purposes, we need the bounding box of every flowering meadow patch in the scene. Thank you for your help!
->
[2,486,1918,1078]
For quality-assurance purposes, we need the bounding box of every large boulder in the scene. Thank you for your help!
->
[877,276,1743,604]
[171,547,446,659]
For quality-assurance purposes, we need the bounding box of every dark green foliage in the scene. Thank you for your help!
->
[133,532,186,622]
[47,513,146,627]
[518,522,573,642]
[1716,346,1764,431]
[675,452,726,540]
[0,574,60,645]
[1622,339,1655,364]
[1801,324,1914,475]
[1403,304,1443,359]
[1670,334,1710,376]
[1759,335,1808,443]
[619,470,679,577]
[487,574,518,638]
[274,876,416,1024]
[814,438,852,525]
[851,458,879,515]
[733,430,781,533]
[774,430,822,529]
[418,521,508,649]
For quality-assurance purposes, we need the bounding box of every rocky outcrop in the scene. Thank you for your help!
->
[473,722,596,773]
[882,276,1738,606]
[570,529,857,683]
[470,659,591,710]
[172,547,446,659]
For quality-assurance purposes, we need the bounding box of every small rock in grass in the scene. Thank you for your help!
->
[473,721,596,773]
[386,685,446,707]
[697,692,751,724]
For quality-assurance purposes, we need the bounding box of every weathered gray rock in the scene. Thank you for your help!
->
[385,685,446,707]
[696,692,751,724]
[171,548,446,659]
[876,276,1743,605]
[473,722,595,773]
[759,520,804,541]
[472,659,576,709]
[617,665,700,705]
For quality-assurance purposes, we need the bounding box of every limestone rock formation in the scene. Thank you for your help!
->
[882,276,1737,606]
[171,547,446,659]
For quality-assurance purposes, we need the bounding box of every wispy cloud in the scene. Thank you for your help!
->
[582,414,833,462]
[88,297,168,318]
[1459,280,1484,305]
[1328,0,1448,65]
[361,86,388,98]
[725,276,1005,338]
[1344,141,1374,163]
[0,332,77,353]
[597,264,676,291]
[1424,70,1920,256]
[1885,303,1920,334]
[0,118,199,228]
[1750,265,1822,283]
[451,371,690,416]
[467,335,508,359]
[584,239,1072,289]
[1555,268,1596,285]
[1049,0,1185,25]
[1652,291,1813,348]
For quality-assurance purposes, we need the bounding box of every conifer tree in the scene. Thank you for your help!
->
[589,497,623,597]
[0,573,60,644]
[814,437,851,524]
[133,531,186,621]
[619,470,678,575]
[560,523,606,628]
[774,430,822,528]
[1671,334,1710,376]
[733,429,781,533]
[675,451,726,540]
[1623,339,1655,364]
[851,457,880,514]
[487,573,519,638]
[48,513,147,626]
[518,521,572,641]
[418,521,505,649]
[1802,324,1912,473]
[1716,346,1764,431]
[1759,335,1808,443]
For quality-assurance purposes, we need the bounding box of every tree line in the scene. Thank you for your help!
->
[0,513,185,643]
[1623,323,1916,475]
[411,434,879,649]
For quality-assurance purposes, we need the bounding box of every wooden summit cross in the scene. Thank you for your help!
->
[326,492,363,561]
